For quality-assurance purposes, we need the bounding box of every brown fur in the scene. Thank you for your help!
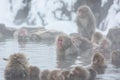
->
[99,38,111,49]
[17,27,28,42]
[4,53,29,80]
[91,52,107,74]
[87,67,96,80]
[29,66,40,80]
[70,66,90,80]
[48,70,64,80]
[111,50,120,67]
[107,28,120,51]
[94,38,111,59]
[91,32,103,45]
[70,33,93,52]
[62,70,70,80]
[41,69,50,80]
[76,5,96,40]
[56,34,78,59]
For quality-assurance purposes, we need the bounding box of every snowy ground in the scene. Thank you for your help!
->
[0,0,119,34]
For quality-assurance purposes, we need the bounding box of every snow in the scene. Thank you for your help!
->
[101,0,108,7]
[99,0,120,34]
[0,0,119,35]
[0,0,12,23]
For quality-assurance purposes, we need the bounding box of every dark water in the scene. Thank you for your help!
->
[0,39,120,80]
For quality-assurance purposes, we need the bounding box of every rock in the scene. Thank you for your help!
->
[30,29,63,41]
[0,24,16,38]
[107,28,120,51]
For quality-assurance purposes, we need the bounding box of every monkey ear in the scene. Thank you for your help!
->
[3,58,9,61]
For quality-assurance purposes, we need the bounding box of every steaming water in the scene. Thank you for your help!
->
[0,39,56,80]
[0,0,120,79]
[0,38,120,80]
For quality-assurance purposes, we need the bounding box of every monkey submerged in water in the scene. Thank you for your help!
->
[56,34,78,59]
[4,53,29,80]
[29,66,40,80]
[70,66,96,80]
[90,52,107,74]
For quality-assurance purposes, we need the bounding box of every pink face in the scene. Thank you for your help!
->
[72,67,80,76]
[104,43,108,49]
[19,28,27,36]
[93,58,98,65]
[101,41,109,49]
[57,38,63,49]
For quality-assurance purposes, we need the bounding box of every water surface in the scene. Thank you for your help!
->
[0,39,120,80]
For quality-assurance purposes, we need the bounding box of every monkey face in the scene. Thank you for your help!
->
[92,32,103,44]
[57,35,72,50]
[72,67,80,76]
[78,6,90,18]
[92,53,105,66]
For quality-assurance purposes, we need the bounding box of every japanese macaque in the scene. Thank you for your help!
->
[18,27,28,41]
[71,34,92,51]
[76,5,96,40]
[56,34,78,59]
[91,52,107,74]
[29,66,40,80]
[41,69,50,80]
[4,53,29,80]
[70,33,93,64]
[87,68,96,80]
[70,66,96,80]
[99,38,111,49]
[111,50,120,67]
[94,38,111,59]
[48,70,64,80]
[91,32,103,47]
[62,70,71,80]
